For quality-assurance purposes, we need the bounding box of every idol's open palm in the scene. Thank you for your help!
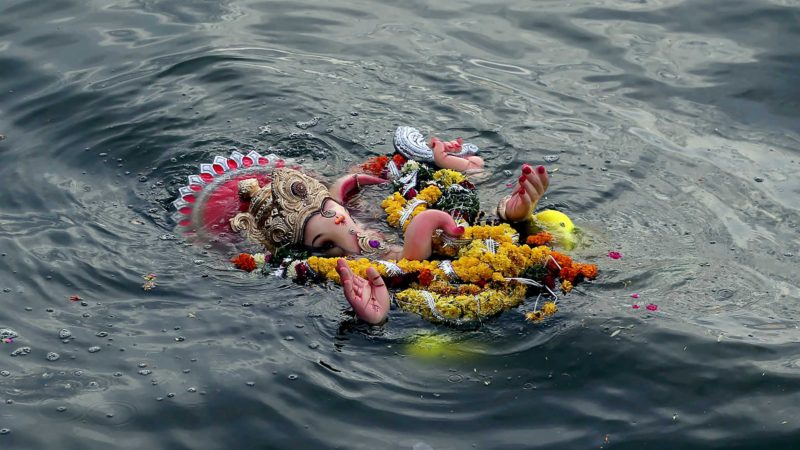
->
[335,259,390,324]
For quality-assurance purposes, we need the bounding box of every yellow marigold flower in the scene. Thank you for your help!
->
[525,311,544,322]
[432,169,465,187]
[561,280,573,294]
[541,301,558,316]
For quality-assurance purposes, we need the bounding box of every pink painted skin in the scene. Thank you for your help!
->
[335,259,391,324]
[501,164,550,222]
[401,210,464,260]
[430,137,485,171]
[332,210,464,324]
[325,135,545,323]
[328,173,387,204]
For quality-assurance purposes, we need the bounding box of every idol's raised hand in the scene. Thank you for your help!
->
[336,259,390,324]
[499,164,549,222]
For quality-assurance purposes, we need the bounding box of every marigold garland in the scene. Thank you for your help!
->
[301,222,597,323]
[230,158,598,325]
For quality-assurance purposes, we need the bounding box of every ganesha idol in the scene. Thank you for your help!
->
[173,127,596,325]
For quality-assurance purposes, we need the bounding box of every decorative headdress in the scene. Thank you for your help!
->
[230,168,332,252]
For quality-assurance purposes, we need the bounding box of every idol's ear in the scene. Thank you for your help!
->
[328,173,387,203]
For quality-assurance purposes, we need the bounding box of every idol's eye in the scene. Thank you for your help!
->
[319,241,335,251]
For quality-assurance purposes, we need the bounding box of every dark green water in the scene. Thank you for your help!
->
[1,0,799,449]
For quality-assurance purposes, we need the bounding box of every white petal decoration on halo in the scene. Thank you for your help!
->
[213,156,229,172]
[187,174,205,186]
[230,150,245,167]
[200,163,216,177]
[178,186,196,199]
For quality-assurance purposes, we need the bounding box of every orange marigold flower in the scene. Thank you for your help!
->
[231,253,257,272]
[526,231,553,246]
[361,155,389,175]
[548,251,572,272]
[418,269,434,286]
[580,263,598,280]
[559,266,580,283]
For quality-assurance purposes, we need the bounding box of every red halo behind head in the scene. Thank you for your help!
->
[173,150,290,237]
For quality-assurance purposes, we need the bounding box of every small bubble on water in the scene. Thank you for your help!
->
[98,152,108,157]
[59,327,72,338]
[754,177,764,182]
[284,336,294,341]
[113,372,122,377]
[187,387,196,393]
[10,347,31,357]
[138,176,148,182]
[0,428,10,435]
[5,399,12,404]
[88,346,101,353]
[57,406,67,413]
[246,381,255,387]
[167,393,175,398]
[0,371,10,377]
[96,331,108,338]
[138,369,152,376]
[287,374,298,380]
[175,336,185,342]
[543,155,560,163]
[308,342,320,349]
[46,352,60,361]
[106,413,114,418]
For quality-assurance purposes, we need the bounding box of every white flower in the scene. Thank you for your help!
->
[286,260,302,279]
[253,253,266,267]
[402,160,420,174]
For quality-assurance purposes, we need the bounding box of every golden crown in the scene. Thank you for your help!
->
[230,168,331,252]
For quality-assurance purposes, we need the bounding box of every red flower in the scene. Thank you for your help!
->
[608,251,622,259]
[646,304,658,311]
[392,154,407,169]
[361,156,389,175]
[418,269,434,287]
[404,188,418,199]
[69,295,82,302]
[632,304,640,309]
[459,179,476,190]
[231,253,257,272]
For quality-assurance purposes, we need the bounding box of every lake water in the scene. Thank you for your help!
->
[1,0,799,448]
